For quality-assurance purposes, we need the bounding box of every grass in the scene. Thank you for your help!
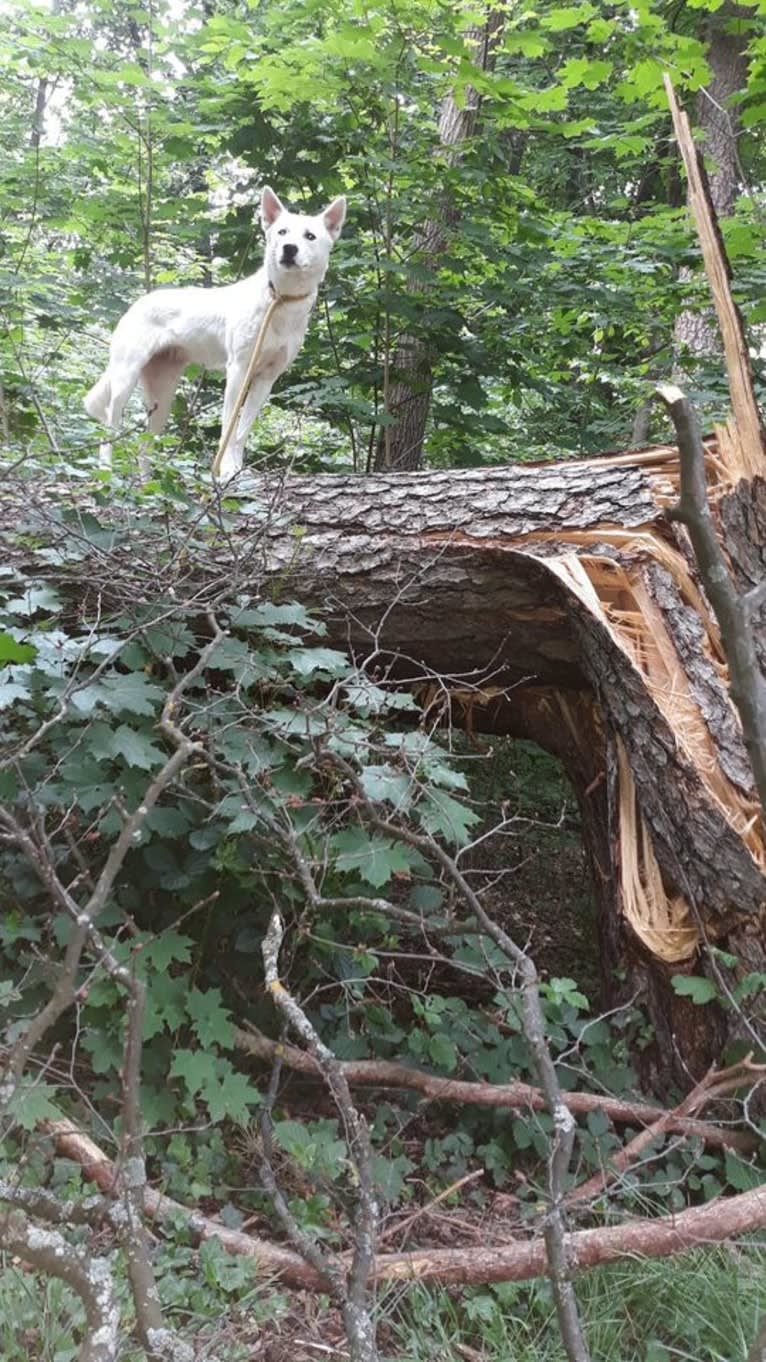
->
[390,1244,766,1362]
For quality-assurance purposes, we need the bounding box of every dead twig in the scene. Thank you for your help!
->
[233,1024,754,1153]
[41,1116,766,1290]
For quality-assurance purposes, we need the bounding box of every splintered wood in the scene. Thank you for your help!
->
[545,536,763,962]
[664,73,766,483]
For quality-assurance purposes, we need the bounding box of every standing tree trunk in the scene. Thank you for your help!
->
[375,11,504,471]
[674,3,750,360]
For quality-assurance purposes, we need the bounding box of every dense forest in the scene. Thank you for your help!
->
[1,1,766,1359]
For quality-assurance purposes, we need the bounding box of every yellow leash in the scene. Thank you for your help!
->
[211,285,313,481]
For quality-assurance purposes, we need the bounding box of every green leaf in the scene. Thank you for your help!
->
[360,764,412,809]
[332,828,415,888]
[671,975,719,1005]
[143,930,194,972]
[541,4,596,31]
[98,672,165,716]
[418,789,480,846]
[4,586,62,616]
[172,1051,258,1123]
[110,724,165,770]
[171,1048,218,1098]
[8,1080,60,1129]
[286,646,349,678]
[235,600,317,630]
[429,1033,458,1073]
[724,1150,762,1192]
[186,987,235,1047]
[0,632,36,663]
[206,1066,259,1123]
[0,678,31,708]
[586,1108,610,1138]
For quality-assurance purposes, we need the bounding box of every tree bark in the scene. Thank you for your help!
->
[16,439,764,1081]
[674,4,750,360]
[42,1120,766,1292]
[255,450,765,1079]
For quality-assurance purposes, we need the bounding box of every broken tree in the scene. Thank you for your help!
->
[5,83,765,1084]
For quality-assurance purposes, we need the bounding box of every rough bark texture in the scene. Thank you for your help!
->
[674,5,749,359]
[6,441,765,1079]
[235,447,764,1078]
[43,1121,766,1292]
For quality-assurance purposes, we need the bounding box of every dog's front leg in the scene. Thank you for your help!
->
[217,363,276,482]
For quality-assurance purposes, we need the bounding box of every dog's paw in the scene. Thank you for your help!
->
[214,456,243,485]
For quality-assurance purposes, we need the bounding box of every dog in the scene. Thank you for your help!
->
[84,186,346,481]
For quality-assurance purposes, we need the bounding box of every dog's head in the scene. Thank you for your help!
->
[261,186,346,296]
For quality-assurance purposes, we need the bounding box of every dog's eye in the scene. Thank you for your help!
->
[304,230,316,241]
[277,228,287,236]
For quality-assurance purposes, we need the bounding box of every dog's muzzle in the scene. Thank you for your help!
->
[281,243,299,266]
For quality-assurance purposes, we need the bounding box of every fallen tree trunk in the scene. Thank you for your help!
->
[46,1118,766,1291]
[6,438,765,1080]
[220,440,763,1077]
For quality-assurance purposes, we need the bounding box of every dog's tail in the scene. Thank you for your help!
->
[84,372,111,423]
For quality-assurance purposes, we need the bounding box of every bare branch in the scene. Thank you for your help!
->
[313,749,590,1362]
[0,1207,118,1362]
[44,1116,766,1292]
[656,383,766,811]
[117,963,195,1362]
[261,911,380,1362]
[232,1024,755,1153]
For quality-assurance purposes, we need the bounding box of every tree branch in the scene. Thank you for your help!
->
[0,1207,118,1362]
[656,383,766,812]
[232,1024,755,1153]
[43,1117,766,1291]
[261,910,380,1362]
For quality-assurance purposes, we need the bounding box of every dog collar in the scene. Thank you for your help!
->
[268,280,315,303]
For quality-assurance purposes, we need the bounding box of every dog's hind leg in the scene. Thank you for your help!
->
[138,348,187,479]
[141,348,187,435]
[103,364,141,433]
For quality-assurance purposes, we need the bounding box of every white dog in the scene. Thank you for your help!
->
[84,186,346,481]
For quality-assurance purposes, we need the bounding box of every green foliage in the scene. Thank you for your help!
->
[0,1228,282,1362]
[2,2,766,1352]
[392,1246,766,1361]
[2,0,765,469]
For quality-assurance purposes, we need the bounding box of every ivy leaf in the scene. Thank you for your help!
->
[418,790,480,846]
[360,764,412,809]
[4,586,62,616]
[586,1108,610,1138]
[235,600,322,632]
[98,672,164,716]
[344,678,417,715]
[110,724,165,770]
[171,1048,217,1098]
[286,646,349,678]
[144,975,188,1038]
[724,1150,762,1192]
[186,986,235,1047]
[332,828,415,887]
[172,1051,258,1122]
[8,1080,60,1129]
[428,1033,458,1073]
[142,930,194,972]
[206,1065,260,1123]
[671,975,719,1005]
[0,632,36,663]
[0,678,31,708]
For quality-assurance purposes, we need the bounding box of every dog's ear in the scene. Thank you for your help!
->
[261,186,286,230]
[323,195,347,241]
